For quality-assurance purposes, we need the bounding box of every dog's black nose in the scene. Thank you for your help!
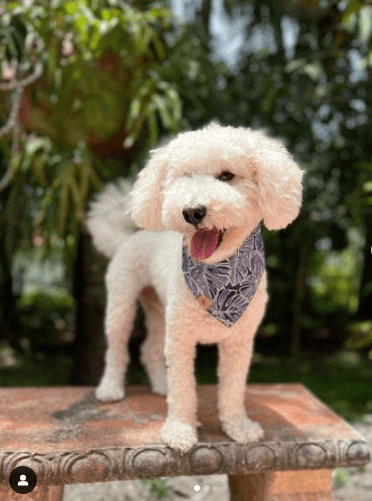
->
[182,206,207,226]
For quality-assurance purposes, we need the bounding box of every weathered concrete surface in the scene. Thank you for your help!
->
[0,384,369,499]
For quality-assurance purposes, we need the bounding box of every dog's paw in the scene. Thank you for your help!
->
[95,379,125,402]
[160,418,198,453]
[222,416,264,444]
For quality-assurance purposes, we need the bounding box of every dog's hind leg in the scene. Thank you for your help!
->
[139,288,167,396]
[95,255,144,403]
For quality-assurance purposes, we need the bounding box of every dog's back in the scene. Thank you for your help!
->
[86,180,137,259]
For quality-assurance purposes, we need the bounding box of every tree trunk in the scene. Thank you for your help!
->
[70,225,107,386]
[357,209,372,320]
[0,235,24,352]
[291,220,311,357]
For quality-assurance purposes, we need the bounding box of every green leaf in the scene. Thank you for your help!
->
[101,9,111,21]
[47,41,59,78]
[53,67,62,91]
[87,165,103,192]
[124,114,145,148]
[342,0,364,25]
[64,1,78,15]
[285,58,305,73]
[333,468,351,489]
[76,15,88,36]
[32,155,48,186]
[262,85,280,115]
[147,106,158,146]
[57,182,69,237]
[166,89,182,125]
[359,6,372,43]
[2,26,24,60]
[4,2,20,10]
[22,137,52,176]
[89,26,101,50]
[152,34,166,60]
[152,93,172,128]
[303,62,322,81]
[35,188,54,227]
[127,97,142,128]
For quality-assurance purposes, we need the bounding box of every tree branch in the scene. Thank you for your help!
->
[0,62,43,190]
[0,61,43,91]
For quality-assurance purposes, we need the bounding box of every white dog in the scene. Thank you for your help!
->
[86,122,303,453]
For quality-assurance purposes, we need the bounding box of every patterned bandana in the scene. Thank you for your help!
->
[182,226,265,327]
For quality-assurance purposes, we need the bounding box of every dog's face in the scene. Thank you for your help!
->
[160,151,262,263]
[130,123,304,264]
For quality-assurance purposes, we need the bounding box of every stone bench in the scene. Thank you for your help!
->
[0,384,369,500]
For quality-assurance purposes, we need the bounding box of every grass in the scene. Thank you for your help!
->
[249,353,372,422]
[194,347,372,423]
[0,349,73,386]
[1,343,371,423]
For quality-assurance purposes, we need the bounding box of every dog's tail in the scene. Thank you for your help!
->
[85,180,137,259]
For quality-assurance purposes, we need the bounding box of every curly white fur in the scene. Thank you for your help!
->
[85,179,137,259]
[86,122,303,452]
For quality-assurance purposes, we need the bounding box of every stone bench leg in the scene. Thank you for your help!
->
[228,469,333,501]
[2,485,64,501]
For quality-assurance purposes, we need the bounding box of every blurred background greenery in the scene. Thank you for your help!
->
[0,0,371,422]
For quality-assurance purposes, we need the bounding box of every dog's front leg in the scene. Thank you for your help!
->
[160,335,198,453]
[217,333,264,443]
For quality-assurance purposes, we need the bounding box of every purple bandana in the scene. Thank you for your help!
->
[182,226,265,327]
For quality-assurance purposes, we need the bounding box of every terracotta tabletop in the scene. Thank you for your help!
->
[0,384,369,485]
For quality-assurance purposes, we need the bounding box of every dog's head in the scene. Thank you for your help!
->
[129,122,303,263]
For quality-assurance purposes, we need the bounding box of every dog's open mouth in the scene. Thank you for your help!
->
[190,227,225,260]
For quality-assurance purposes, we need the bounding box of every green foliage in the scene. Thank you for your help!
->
[333,467,352,489]
[18,289,73,308]
[308,246,362,314]
[252,353,372,422]
[0,0,181,241]
[1,13,27,62]
[175,0,372,342]
[140,478,174,500]
[16,290,74,352]
[345,321,372,350]
[195,347,372,421]
[1,0,371,358]
[156,21,231,129]
[0,348,72,386]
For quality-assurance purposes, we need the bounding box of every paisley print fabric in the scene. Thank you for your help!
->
[182,226,265,327]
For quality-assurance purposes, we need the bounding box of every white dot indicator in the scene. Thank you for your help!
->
[194,484,201,491]
[204,484,210,491]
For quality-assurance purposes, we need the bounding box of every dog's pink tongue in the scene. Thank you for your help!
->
[191,228,219,260]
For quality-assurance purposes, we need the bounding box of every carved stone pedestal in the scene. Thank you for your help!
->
[0,384,369,501]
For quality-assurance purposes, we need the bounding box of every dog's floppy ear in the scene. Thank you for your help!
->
[129,146,169,230]
[251,131,304,230]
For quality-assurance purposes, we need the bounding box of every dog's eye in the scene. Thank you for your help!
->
[217,171,234,182]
